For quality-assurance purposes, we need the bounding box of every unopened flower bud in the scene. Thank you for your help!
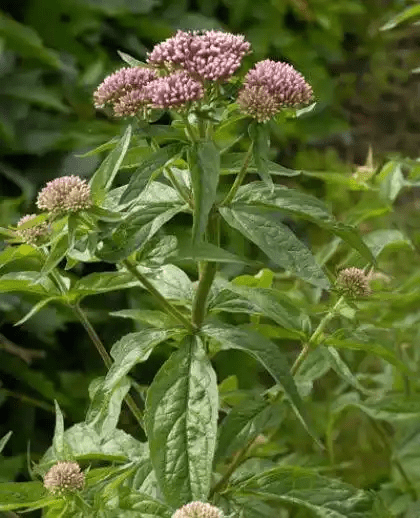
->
[172,502,223,518]
[16,214,50,246]
[336,267,372,298]
[43,461,85,494]
[37,176,92,216]
[237,85,279,122]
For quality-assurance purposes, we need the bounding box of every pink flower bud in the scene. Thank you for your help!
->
[145,71,204,110]
[43,461,85,494]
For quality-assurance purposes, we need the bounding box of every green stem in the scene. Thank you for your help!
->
[191,213,219,329]
[209,438,255,498]
[123,258,195,333]
[291,296,344,375]
[221,142,254,206]
[72,303,144,428]
[191,261,217,329]
[371,419,417,501]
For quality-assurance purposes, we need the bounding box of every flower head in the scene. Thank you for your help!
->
[145,71,204,110]
[172,501,223,518]
[336,267,372,298]
[113,89,151,117]
[43,461,85,494]
[238,59,313,120]
[148,30,250,81]
[237,85,279,122]
[93,67,157,116]
[16,214,50,246]
[37,176,92,215]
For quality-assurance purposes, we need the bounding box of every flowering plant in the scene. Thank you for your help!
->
[0,29,417,517]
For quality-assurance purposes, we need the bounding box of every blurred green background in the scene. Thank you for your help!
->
[0,0,418,490]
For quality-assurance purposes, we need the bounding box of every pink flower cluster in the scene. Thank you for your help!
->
[148,30,250,81]
[94,30,250,116]
[172,501,223,518]
[238,59,313,122]
[93,67,157,117]
[44,461,85,494]
[16,214,50,246]
[37,176,92,215]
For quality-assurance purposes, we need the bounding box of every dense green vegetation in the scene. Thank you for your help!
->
[0,1,419,516]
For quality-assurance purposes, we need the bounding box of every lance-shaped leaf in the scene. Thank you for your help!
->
[86,329,174,437]
[216,396,276,462]
[230,182,374,263]
[189,141,220,243]
[97,202,186,263]
[120,142,185,204]
[145,335,218,507]
[202,322,321,446]
[229,466,374,517]
[90,125,132,204]
[0,481,54,512]
[220,206,329,288]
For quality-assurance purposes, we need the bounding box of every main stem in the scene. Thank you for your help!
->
[291,295,344,375]
[191,213,219,329]
[73,303,144,427]
[123,258,195,333]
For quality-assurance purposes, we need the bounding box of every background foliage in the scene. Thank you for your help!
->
[0,0,419,516]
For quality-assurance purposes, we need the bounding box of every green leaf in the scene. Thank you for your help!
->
[324,337,410,373]
[322,347,372,395]
[351,395,420,422]
[220,206,330,288]
[52,401,65,459]
[363,229,412,258]
[0,431,12,454]
[41,235,69,276]
[169,240,255,265]
[87,376,131,439]
[202,322,320,447]
[249,123,274,189]
[0,481,54,511]
[70,272,139,300]
[230,182,375,263]
[110,309,177,329]
[87,329,173,437]
[223,283,307,337]
[381,5,420,30]
[0,271,59,296]
[145,335,218,507]
[216,396,275,461]
[0,244,41,270]
[0,12,61,68]
[97,203,186,262]
[90,125,132,204]
[189,141,220,243]
[119,491,172,518]
[378,161,405,202]
[229,466,374,517]
[117,50,145,67]
[120,142,185,205]
[41,423,148,464]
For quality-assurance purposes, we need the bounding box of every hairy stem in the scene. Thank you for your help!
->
[72,303,144,427]
[221,141,254,206]
[123,258,195,333]
[291,296,345,375]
